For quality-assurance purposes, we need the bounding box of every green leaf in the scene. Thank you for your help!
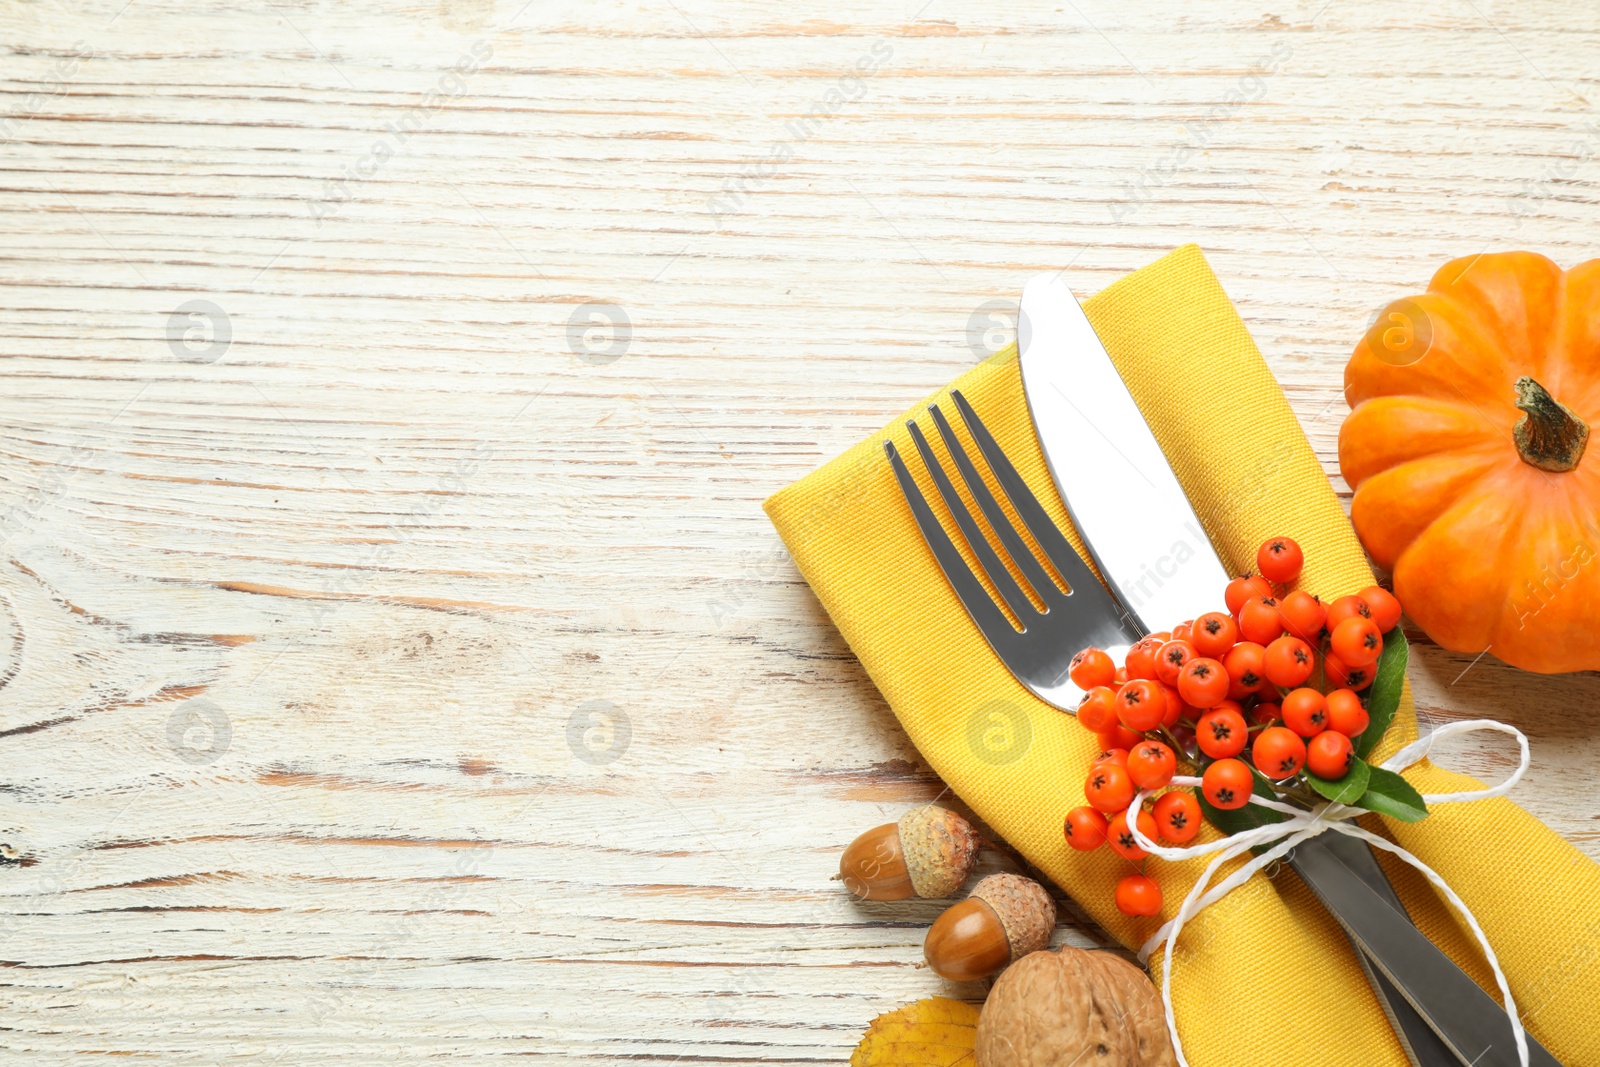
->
[1305,756,1371,805]
[1196,766,1288,845]
[1355,628,1408,761]
[1353,764,1429,823]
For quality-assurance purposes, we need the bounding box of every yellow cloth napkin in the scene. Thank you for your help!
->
[765,245,1600,1067]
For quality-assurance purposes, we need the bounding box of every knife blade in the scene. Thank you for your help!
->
[1016,273,1229,628]
[1016,272,1558,1067]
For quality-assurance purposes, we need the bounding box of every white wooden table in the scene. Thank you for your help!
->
[2,0,1597,1061]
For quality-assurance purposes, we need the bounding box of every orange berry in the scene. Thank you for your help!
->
[1154,639,1197,686]
[1202,758,1254,810]
[1069,647,1117,689]
[1115,873,1163,917]
[1222,642,1268,700]
[1251,700,1282,726]
[1324,688,1370,737]
[1252,726,1307,779]
[1124,636,1164,680]
[1116,679,1166,732]
[1307,730,1354,779]
[1177,656,1229,708]
[1278,590,1327,642]
[1281,687,1328,738]
[1091,747,1129,768]
[1084,762,1135,814]
[1127,741,1177,791]
[1331,616,1383,667]
[1171,619,1194,643]
[1076,685,1120,733]
[1325,594,1372,632]
[1360,585,1402,633]
[1256,537,1304,584]
[1063,806,1109,851]
[1107,808,1159,861]
[1325,651,1374,690]
[1153,791,1202,843]
[1191,611,1239,658]
[1196,706,1248,759]
[1225,574,1274,616]
[1263,635,1316,688]
[1238,595,1285,646]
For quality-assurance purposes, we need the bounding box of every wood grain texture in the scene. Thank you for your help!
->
[1,0,1598,1060]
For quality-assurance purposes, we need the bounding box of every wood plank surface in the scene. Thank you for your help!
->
[1,0,1597,1060]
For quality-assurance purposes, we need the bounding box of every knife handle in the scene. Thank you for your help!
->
[1297,834,1467,1067]
[1289,837,1563,1067]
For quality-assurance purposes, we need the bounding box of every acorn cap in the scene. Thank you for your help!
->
[897,805,979,898]
[971,873,1055,960]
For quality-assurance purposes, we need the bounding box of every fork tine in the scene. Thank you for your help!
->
[904,419,1038,624]
[927,403,1065,609]
[883,440,1026,644]
[949,389,1112,607]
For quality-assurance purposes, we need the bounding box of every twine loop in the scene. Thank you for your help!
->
[1125,720,1532,1067]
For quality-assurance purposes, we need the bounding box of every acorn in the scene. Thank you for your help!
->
[924,872,1055,982]
[837,806,980,901]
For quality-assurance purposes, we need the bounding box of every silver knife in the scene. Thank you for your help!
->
[1016,274,1220,626]
[1017,273,1559,1067]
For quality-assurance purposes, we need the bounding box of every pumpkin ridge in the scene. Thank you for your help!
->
[1547,258,1569,401]
[1392,471,1528,656]
[1350,450,1504,570]
[1340,395,1506,489]
[1424,289,1507,356]
[1487,474,1600,672]
[1430,251,1564,378]
[1348,393,1483,422]
[1346,289,1526,412]
[1553,258,1600,418]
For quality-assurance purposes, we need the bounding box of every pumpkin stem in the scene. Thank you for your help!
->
[1513,376,1589,473]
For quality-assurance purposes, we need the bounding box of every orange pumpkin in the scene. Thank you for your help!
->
[1340,251,1600,674]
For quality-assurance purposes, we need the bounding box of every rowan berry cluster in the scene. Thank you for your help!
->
[1059,536,1403,917]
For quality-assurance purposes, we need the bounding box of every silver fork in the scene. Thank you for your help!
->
[882,389,1142,712]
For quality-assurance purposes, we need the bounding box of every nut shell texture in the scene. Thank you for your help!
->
[897,806,979,899]
[970,873,1054,960]
[975,947,1175,1067]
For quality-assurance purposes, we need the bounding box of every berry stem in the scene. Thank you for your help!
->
[1159,726,1200,766]
[1273,777,1318,809]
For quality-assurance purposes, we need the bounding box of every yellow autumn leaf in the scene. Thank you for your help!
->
[850,997,980,1066]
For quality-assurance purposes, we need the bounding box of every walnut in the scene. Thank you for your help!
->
[975,946,1176,1066]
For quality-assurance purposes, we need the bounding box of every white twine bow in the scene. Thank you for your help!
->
[1123,720,1532,1067]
